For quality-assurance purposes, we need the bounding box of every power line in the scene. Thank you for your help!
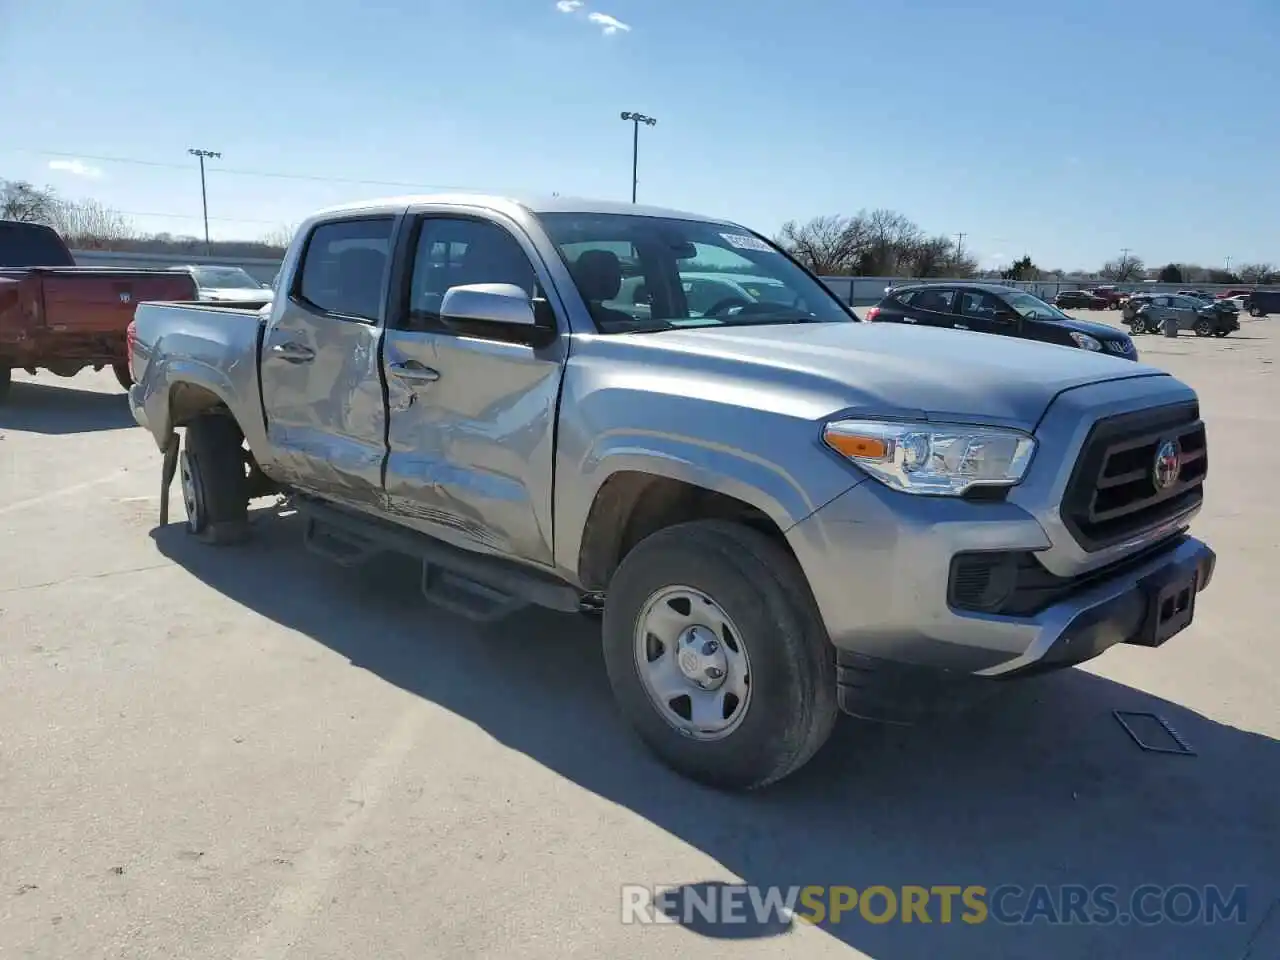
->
[14,148,483,192]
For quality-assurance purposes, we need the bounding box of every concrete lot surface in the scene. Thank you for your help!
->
[1,313,1277,960]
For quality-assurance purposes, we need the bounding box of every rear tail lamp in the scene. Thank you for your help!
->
[126,320,138,382]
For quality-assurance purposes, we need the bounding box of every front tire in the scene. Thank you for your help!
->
[0,367,10,404]
[180,416,250,544]
[1194,319,1213,337]
[602,520,839,790]
[112,362,133,392]
[1250,306,1264,318]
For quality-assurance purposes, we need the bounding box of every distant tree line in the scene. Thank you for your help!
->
[4,177,1278,282]
[0,177,292,258]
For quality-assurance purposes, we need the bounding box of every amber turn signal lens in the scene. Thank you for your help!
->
[824,432,888,460]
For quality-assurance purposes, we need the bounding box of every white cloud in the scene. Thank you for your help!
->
[588,11,631,34]
[555,0,582,11]
[48,159,103,179]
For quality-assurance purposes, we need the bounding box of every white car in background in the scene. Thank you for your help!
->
[168,265,274,306]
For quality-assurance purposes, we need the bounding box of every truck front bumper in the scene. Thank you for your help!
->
[785,479,1215,708]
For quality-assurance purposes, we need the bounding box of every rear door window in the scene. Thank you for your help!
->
[296,218,394,322]
[907,288,956,314]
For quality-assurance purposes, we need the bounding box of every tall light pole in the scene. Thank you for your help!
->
[187,148,221,255]
[619,112,657,204]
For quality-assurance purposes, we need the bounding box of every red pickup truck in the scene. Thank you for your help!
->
[0,220,197,402]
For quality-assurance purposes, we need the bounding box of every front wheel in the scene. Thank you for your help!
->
[1250,306,1264,318]
[1194,319,1213,337]
[112,362,133,392]
[179,415,250,544]
[602,520,838,790]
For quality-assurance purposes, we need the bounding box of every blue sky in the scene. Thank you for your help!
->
[2,0,1277,270]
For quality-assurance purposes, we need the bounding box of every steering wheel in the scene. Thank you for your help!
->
[704,297,751,317]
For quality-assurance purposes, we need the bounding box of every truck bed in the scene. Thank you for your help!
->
[0,267,198,372]
[129,299,270,450]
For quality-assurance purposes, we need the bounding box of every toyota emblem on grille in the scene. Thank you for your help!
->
[1153,439,1182,490]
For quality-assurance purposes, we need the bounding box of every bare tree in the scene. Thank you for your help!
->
[259,223,297,252]
[858,209,921,275]
[1099,253,1146,282]
[49,197,135,249]
[0,179,59,222]
[774,215,865,275]
[903,234,978,278]
[1238,263,1276,284]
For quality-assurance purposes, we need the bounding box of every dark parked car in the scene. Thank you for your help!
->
[1053,289,1108,310]
[1243,290,1280,317]
[1126,294,1239,337]
[867,283,1138,359]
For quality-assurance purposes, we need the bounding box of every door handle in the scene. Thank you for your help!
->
[390,361,440,383]
[954,323,969,330]
[270,341,316,363]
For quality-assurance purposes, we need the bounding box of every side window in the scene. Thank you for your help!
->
[959,291,1004,318]
[909,287,956,313]
[296,218,394,321]
[405,218,537,331]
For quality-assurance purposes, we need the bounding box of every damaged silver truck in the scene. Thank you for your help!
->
[127,194,1215,789]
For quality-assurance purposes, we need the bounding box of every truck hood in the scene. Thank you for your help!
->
[616,321,1166,431]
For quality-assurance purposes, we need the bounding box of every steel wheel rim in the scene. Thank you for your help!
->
[633,584,752,741]
[179,450,203,532]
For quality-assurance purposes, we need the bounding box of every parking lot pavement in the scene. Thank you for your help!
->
[1,325,1278,960]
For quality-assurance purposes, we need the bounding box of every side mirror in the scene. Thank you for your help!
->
[440,283,536,327]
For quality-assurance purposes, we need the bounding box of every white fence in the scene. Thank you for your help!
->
[72,249,281,285]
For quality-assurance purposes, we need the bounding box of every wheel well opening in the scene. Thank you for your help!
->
[577,472,793,591]
[169,382,235,431]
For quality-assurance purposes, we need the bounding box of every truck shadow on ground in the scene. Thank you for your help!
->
[0,381,134,434]
[153,506,1280,960]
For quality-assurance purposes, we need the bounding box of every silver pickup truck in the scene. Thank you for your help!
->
[128,194,1215,789]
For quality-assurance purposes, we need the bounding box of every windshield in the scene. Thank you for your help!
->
[1006,290,1071,320]
[536,212,853,333]
[191,266,264,290]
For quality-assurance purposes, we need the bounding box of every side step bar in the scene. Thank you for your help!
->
[296,496,582,622]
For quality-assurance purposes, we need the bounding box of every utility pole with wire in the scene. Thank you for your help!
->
[187,148,221,255]
[619,112,657,203]
[954,232,967,263]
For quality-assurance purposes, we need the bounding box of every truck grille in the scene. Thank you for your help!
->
[1061,402,1206,552]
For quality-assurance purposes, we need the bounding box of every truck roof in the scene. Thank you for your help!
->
[309,193,735,225]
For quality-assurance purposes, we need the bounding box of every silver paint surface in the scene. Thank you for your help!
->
[130,193,1214,678]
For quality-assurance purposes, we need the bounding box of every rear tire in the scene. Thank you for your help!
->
[0,368,10,404]
[112,362,133,392]
[1250,306,1265,318]
[180,415,250,544]
[601,520,839,790]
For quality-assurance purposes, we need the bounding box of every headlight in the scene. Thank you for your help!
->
[822,420,1037,496]
[1069,332,1102,351]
